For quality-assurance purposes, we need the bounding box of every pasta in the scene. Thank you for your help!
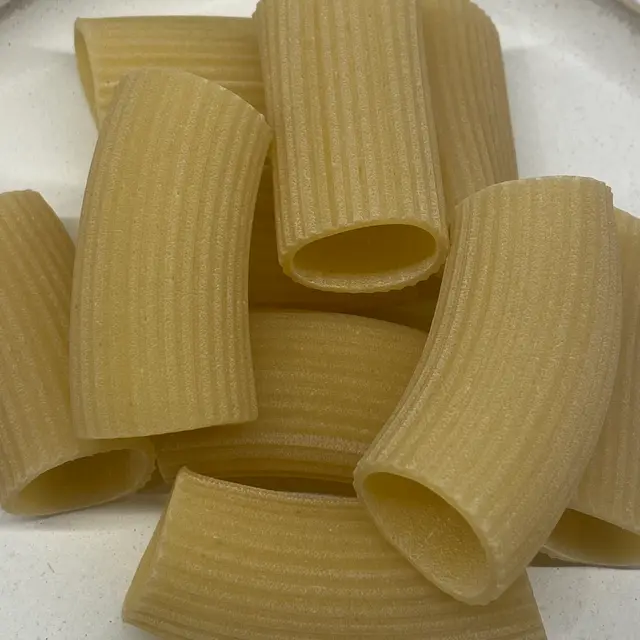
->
[544,209,640,567]
[123,470,547,640]
[154,310,425,485]
[70,69,271,439]
[255,0,448,293]
[248,171,442,331]
[0,191,154,516]
[224,477,357,496]
[75,16,264,125]
[421,0,517,214]
[355,177,622,604]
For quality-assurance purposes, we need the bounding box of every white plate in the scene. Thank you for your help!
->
[1,1,639,639]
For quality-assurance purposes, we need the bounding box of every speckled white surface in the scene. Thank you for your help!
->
[0,1,640,639]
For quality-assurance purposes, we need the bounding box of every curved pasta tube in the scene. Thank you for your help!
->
[123,470,547,640]
[354,177,622,604]
[421,0,517,214]
[255,0,448,293]
[75,16,265,125]
[70,69,271,439]
[544,209,640,567]
[0,191,154,516]
[154,310,425,486]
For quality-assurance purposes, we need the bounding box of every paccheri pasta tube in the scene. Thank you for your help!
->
[421,0,517,213]
[544,209,640,567]
[0,191,154,516]
[70,69,271,439]
[249,172,442,331]
[355,177,622,605]
[154,310,425,486]
[123,470,547,640]
[255,0,448,293]
[75,16,265,125]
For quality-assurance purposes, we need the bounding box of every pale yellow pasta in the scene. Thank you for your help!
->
[227,476,357,496]
[544,209,640,567]
[421,0,517,213]
[355,177,622,605]
[70,69,271,439]
[75,16,264,125]
[0,191,154,516]
[123,470,547,640]
[154,310,425,486]
[249,171,442,331]
[139,468,170,494]
[255,0,448,293]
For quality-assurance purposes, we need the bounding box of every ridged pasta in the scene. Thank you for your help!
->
[70,69,271,439]
[75,16,264,125]
[123,470,547,640]
[355,177,622,604]
[249,171,442,331]
[544,209,640,567]
[255,0,448,293]
[154,310,425,486]
[421,0,517,213]
[0,191,154,516]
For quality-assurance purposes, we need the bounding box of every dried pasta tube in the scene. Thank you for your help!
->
[249,172,441,331]
[355,177,622,604]
[421,0,517,213]
[0,191,154,516]
[544,209,640,567]
[154,311,425,485]
[70,69,271,439]
[255,0,448,293]
[75,16,265,125]
[123,470,547,640]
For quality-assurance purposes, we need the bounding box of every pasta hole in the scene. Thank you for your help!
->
[8,449,149,516]
[548,509,640,566]
[361,472,489,599]
[292,224,436,291]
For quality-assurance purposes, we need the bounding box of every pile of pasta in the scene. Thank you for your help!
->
[0,0,638,638]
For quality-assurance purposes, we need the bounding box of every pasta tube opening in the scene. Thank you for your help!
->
[249,173,442,329]
[545,510,640,567]
[362,472,491,596]
[4,448,151,516]
[291,224,437,292]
